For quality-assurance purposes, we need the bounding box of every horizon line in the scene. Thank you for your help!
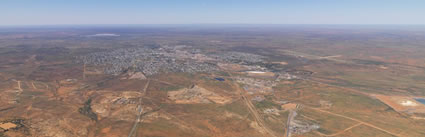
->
[1,23,425,27]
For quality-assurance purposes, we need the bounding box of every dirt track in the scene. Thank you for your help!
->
[17,80,22,91]
[306,107,400,137]
[315,123,362,137]
[31,82,37,89]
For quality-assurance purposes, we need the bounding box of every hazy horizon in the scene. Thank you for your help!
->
[1,0,425,25]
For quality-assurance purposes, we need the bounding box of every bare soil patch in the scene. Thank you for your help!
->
[168,85,231,104]
[374,95,425,113]
[0,122,17,130]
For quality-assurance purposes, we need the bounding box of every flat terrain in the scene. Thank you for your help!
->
[1,25,425,137]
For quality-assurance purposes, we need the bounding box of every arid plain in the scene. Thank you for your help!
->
[1,26,425,137]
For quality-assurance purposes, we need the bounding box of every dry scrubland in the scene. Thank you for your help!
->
[1,26,425,137]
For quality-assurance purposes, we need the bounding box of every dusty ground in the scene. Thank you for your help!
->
[374,95,425,113]
[0,122,16,130]
[246,71,276,78]
[168,85,232,104]
[282,103,298,111]
[2,26,425,137]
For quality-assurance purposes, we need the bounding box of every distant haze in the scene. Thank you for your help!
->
[1,0,425,25]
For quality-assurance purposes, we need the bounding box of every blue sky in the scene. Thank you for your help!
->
[1,0,424,25]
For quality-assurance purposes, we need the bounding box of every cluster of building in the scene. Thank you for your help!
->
[77,46,267,76]
[289,119,320,135]
[287,111,320,136]
[236,76,277,94]
[275,72,299,81]
[209,51,266,65]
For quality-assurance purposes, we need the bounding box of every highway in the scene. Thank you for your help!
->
[127,80,150,137]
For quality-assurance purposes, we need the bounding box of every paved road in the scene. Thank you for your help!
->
[128,80,150,137]
[226,71,278,137]
[285,110,295,137]
[128,105,143,137]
